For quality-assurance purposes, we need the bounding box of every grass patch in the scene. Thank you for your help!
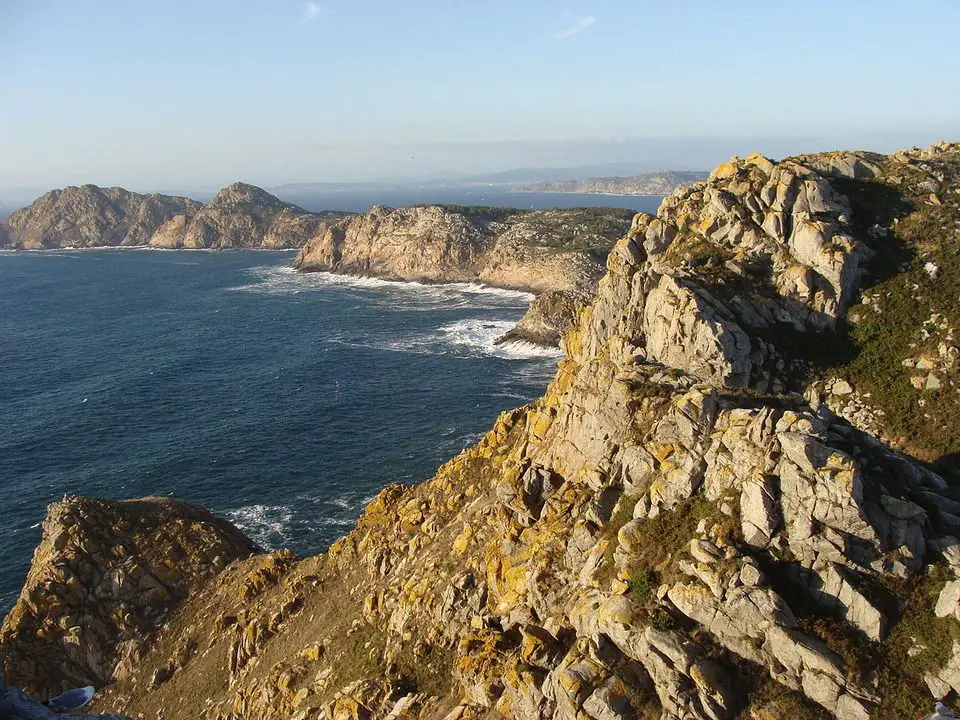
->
[627,566,657,604]
[599,493,640,582]
[825,157,960,469]
[876,565,960,719]
[740,674,833,720]
[616,494,740,630]
[391,633,456,697]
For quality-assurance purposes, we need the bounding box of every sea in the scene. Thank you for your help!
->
[0,192,662,614]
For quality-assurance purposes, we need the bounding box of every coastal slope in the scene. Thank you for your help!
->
[3,143,960,720]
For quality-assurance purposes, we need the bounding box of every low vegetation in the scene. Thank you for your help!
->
[829,155,960,470]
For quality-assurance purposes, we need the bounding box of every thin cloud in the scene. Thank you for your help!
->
[301,2,323,22]
[551,16,595,39]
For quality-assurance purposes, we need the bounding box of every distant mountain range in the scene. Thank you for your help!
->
[268,165,707,196]
[515,170,708,195]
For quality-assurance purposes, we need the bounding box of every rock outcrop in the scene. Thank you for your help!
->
[494,290,590,348]
[3,143,960,720]
[0,497,259,698]
[0,183,350,250]
[293,205,634,346]
[147,183,349,250]
[0,186,199,249]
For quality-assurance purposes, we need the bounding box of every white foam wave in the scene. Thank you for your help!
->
[226,504,293,548]
[437,319,564,359]
[313,516,357,528]
[230,265,534,304]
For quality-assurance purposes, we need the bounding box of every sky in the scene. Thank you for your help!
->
[0,0,959,196]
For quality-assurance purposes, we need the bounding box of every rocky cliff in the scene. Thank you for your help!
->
[0,185,200,249]
[148,183,349,250]
[517,171,708,196]
[0,183,350,250]
[0,497,259,698]
[3,142,960,720]
[293,205,635,346]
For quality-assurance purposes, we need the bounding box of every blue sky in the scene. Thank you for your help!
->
[0,0,958,193]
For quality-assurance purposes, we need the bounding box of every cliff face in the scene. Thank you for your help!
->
[293,205,634,346]
[3,143,960,720]
[293,205,632,294]
[0,185,200,249]
[148,183,349,250]
[0,183,350,250]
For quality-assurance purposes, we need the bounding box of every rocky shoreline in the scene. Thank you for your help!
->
[293,204,633,347]
[1,190,632,349]
[2,143,960,719]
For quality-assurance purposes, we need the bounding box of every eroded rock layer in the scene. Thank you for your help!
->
[3,143,960,720]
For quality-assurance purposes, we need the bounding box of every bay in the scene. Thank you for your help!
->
[0,250,561,612]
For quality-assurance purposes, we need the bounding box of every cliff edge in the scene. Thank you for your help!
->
[3,143,960,720]
[0,497,259,698]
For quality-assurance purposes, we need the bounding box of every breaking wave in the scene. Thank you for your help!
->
[230,266,535,314]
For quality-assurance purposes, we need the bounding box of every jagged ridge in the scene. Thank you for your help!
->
[2,143,960,720]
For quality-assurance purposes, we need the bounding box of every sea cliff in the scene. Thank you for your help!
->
[292,205,635,347]
[2,143,960,720]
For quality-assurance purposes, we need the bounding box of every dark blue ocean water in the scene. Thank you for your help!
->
[0,250,571,613]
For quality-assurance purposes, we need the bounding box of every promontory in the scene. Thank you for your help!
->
[292,204,635,346]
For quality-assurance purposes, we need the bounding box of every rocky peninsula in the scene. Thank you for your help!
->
[0,183,349,250]
[2,142,960,720]
[516,171,707,196]
[293,205,635,347]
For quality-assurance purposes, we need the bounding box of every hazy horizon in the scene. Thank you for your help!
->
[1,1,958,200]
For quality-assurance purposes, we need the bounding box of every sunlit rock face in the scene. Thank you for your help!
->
[4,143,960,720]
